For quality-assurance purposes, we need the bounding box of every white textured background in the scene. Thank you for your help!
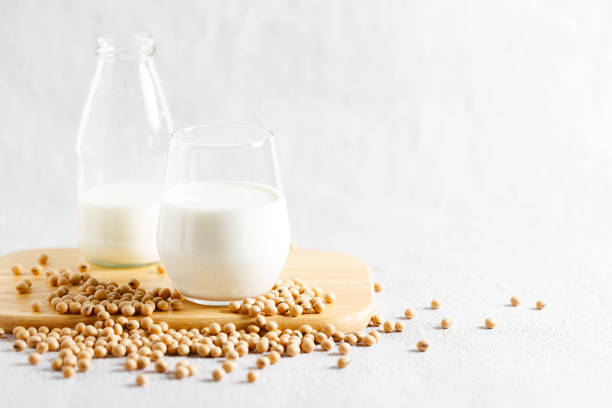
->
[1,1,611,407]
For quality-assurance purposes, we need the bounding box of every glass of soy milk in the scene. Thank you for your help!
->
[157,125,291,304]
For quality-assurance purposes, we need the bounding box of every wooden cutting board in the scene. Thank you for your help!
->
[0,248,374,332]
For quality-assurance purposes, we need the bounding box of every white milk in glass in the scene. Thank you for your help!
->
[157,181,290,301]
[78,182,161,266]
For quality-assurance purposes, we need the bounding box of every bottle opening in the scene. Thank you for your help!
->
[96,32,155,60]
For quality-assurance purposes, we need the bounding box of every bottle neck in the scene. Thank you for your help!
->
[96,32,155,61]
[91,52,159,98]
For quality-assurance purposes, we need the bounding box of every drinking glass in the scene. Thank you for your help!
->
[157,125,291,304]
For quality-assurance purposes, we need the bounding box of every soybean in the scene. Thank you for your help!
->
[337,356,350,368]
[222,360,236,373]
[212,368,225,381]
[136,374,148,386]
[28,352,41,365]
[485,318,497,329]
[247,370,259,383]
[417,340,429,352]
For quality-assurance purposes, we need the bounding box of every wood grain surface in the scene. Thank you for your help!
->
[0,248,374,332]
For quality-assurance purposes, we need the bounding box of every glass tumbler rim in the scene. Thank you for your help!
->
[170,125,275,149]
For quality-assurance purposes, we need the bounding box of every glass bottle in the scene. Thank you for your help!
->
[76,32,173,268]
